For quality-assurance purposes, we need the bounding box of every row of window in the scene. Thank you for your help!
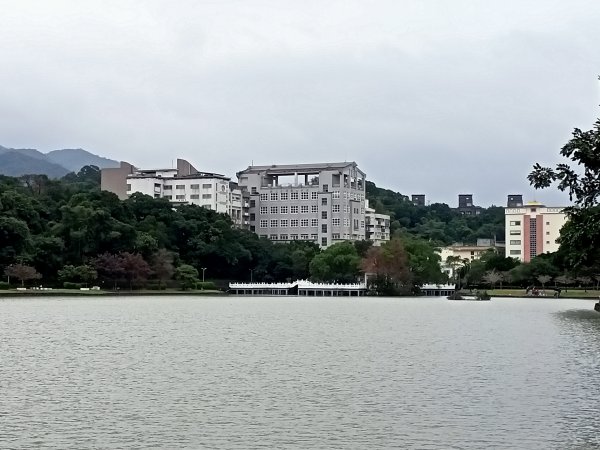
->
[258,191,364,201]
[162,183,213,190]
[259,218,360,228]
[262,234,319,241]
[257,204,359,214]
[164,194,212,200]
[510,220,553,226]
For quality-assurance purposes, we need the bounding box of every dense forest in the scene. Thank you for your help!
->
[0,167,595,293]
[366,181,505,244]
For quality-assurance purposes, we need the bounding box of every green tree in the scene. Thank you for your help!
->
[58,264,97,286]
[309,241,361,283]
[175,264,199,290]
[528,104,600,267]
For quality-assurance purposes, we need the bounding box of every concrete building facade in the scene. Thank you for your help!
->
[364,200,390,246]
[101,159,247,227]
[236,162,366,248]
[504,201,567,262]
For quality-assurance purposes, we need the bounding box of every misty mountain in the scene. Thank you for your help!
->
[46,148,119,172]
[0,146,119,178]
[0,151,70,178]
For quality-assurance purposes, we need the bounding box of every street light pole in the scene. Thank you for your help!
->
[201,267,206,290]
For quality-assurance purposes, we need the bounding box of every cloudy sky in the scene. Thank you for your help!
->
[2,0,599,206]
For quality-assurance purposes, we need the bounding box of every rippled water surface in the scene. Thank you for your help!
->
[1,296,599,449]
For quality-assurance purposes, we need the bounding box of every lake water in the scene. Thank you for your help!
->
[1,296,599,449]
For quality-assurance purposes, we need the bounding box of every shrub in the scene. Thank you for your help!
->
[63,282,84,290]
[0,281,10,290]
[196,281,217,290]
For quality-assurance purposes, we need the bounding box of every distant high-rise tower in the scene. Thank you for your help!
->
[507,194,523,208]
[411,194,425,206]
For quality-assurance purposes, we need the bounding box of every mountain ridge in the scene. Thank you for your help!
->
[0,146,119,178]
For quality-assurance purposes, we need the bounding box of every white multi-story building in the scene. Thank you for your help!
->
[237,162,367,248]
[364,200,390,246]
[101,159,247,227]
[505,201,567,262]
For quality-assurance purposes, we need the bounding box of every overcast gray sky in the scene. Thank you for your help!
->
[2,0,599,206]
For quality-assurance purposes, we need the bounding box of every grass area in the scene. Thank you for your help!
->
[488,288,600,299]
[0,288,226,297]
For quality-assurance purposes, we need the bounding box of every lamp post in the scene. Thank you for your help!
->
[201,267,206,289]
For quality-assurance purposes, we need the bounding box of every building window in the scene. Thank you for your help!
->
[280,192,288,201]
[190,184,199,189]
[321,237,328,246]
[510,250,521,255]
[311,205,318,213]
[290,234,298,240]
[202,194,212,199]
[360,220,365,229]
[332,204,340,213]
[163,195,172,200]
[280,219,288,227]
[190,194,199,199]
[510,220,521,226]
[311,218,318,227]
[311,192,318,200]
[301,205,309,214]
[332,191,340,199]
[270,192,277,201]
[509,240,521,245]
[321,211,328,219]
[322,224,327,233]
[546,231,550,235]
[301,191,309,200]
[332,218,340,226]
[300,219,309,227]
[260,193,268,201]
[176,195,185,200]
[531,208,536,212]
[291,192,299,200]
[126,183,131,191]
[163,185,172,190]
[323,184,328,192]
[280,206,288,214]
[546,221,550,225]
[344,218,350,227]
[176,184,185,189]
[332,233,340,240]
[546,241,550,244]
[280,234,288,241]
[251,187,257,194]
[311,234,318,240]
[301,234,309,240]
[270,206,278,214]
[270,219,278,227]
[260,220,268,228]
[250,213,255,221]
[321,198,328,205]
[202,183,212,189]
[291,219,299,227]
[291,205,298,214]
[509,230,521,235]
[260,206,267,214]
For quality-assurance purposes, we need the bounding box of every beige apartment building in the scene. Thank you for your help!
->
[504,201,567,262]
[364,200,390,246]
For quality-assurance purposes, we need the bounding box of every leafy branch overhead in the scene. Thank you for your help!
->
[528,119,600,208]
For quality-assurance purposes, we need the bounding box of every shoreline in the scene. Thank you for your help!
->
[0,289,227,297]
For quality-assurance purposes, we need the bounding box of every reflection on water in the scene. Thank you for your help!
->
[0,296,599,449]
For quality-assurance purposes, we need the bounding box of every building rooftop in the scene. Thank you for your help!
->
[237,161,364,177]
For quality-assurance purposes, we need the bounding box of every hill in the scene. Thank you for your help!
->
[0,146,119,177]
